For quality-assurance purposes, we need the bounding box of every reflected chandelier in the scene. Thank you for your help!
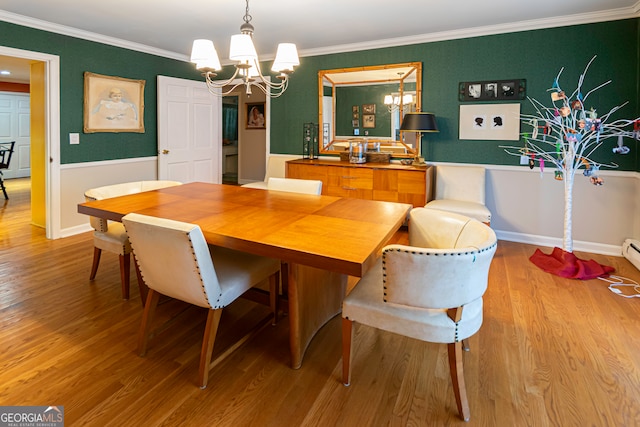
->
[383,93,414,112]
[190,0,300,98]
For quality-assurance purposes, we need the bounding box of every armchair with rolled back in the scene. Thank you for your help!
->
[341,207,497,421]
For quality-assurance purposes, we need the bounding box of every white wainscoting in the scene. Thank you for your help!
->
[58,157,639,256]
[59,157,158,236]
[480,164,639,255]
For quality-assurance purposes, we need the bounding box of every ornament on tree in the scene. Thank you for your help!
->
[501,56,639,278]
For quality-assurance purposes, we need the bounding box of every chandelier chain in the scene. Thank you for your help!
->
[243,0,252,25]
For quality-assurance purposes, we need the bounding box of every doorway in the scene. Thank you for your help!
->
[0,46,60,239]
[222,95,239,184]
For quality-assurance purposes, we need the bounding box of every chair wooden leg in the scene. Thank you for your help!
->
[199,308,223,389]
[137,289,160,357]
[0,176,8,200]
[133,254,148,307]
[341,317,354,386]
[270,270,279,326]
[89,247,101,280]
[119,253,131,300]
[448,341,470,422]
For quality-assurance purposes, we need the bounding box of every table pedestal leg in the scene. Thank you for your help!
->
[287,263,347,369]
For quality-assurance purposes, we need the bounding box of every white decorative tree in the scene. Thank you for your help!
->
[502,56,638,253]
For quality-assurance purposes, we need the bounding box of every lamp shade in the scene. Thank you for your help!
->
[271,43,299,73]
[190,39,221,71]
[229,34,258,62]
[400,112,439,132]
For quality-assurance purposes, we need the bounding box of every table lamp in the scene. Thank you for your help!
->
[400,112,438,165]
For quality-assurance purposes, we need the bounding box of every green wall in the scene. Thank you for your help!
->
[335,84,395,137]
[269,19,639,171]
[1,18,638,170]
[0,20,207,163]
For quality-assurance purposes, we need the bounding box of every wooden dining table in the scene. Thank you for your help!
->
[78,182,411,368]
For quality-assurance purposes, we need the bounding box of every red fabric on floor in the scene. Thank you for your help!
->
[529,247,614,280]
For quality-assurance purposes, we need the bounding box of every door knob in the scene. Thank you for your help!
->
[162,149,170,155]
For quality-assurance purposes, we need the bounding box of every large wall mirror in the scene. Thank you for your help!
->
[318,62,422,157]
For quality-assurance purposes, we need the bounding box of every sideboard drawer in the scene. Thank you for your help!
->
[286,159,432,207]
[327,167,372,188]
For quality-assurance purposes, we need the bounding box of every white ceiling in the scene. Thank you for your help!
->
[1,0,639,84]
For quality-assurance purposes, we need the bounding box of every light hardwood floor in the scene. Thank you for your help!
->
[1,178,639,426]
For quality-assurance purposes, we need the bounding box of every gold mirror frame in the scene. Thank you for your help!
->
[318,62,422,157]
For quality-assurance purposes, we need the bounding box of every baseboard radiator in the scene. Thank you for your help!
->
[622,239,640,272]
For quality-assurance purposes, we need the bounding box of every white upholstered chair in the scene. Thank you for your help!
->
[424,165,492,225]
[241,155,301,189]
[266,177,323,195]
[84,180,182,300]
[341,208,497,421]
[122,213,280,389]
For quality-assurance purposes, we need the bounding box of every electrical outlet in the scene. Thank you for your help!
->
[69,133,80,145]
[519,155,528,165]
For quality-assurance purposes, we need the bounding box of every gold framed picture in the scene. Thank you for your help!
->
[363,103,375,114]
[363,114,375,128]
[83,72,145,133]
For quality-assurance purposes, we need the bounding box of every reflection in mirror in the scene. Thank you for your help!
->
[222,96,239,184]
[318,62,422,157]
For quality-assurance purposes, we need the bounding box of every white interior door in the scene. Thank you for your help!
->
[157,76,221,183]
[0,92,31,179]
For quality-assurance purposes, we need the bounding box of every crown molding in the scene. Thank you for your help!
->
[1,4,639,63]
[0,10,188,61]
[300,3,640,57]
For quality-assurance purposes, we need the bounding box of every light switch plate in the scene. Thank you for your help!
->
[69,133,80,145]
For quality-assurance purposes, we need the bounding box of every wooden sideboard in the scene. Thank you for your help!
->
[286,159,433,207]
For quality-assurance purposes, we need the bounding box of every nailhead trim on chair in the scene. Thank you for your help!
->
[381,243,497,304]
[185,237,223,309]
[129,229,224,309]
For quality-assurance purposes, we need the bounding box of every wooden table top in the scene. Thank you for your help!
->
[78,182,411,277]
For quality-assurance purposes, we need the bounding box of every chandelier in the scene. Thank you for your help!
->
[190,0,300,97]
[383,93,414,112]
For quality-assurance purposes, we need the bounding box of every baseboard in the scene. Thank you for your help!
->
[495,230,623,256]
[60,223,92,238]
